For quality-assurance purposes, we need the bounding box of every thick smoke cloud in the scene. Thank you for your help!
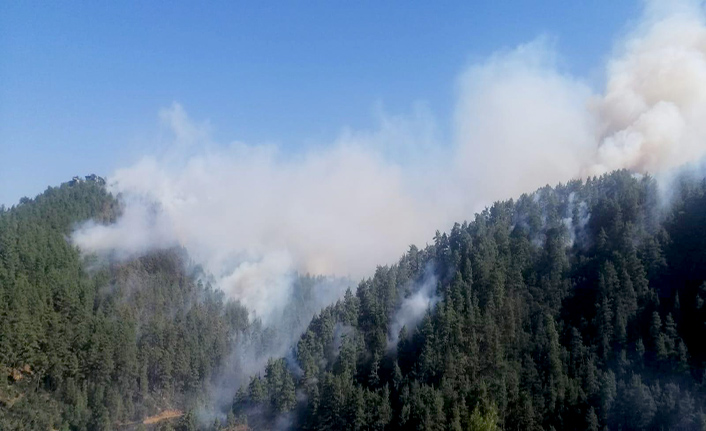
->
[74,104,446,320]
[73,0,706,321]
[589,0,706,176]
[454,38,595,207]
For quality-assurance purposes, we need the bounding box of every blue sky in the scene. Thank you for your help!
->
[0,0,640,206]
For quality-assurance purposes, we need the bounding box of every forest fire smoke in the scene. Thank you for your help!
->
[73,0,706,321]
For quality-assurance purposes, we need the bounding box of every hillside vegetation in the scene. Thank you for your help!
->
[0,182,250,430]
[230,171,706,431]
[3,171,706,430]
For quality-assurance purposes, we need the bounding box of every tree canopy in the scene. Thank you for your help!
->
[3,171,706,430]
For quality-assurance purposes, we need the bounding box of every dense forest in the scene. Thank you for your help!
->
[227,170,706,431]
[2,170,706,430]
[0,180,344,430]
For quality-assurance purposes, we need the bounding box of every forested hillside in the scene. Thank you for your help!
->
[3,170,706,430]
[227,171,706,431]
[0,180,352,431]
[0,181,254,430]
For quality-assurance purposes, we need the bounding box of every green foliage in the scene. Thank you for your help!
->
[6,171,706,431]
[0,180,249,429]
[468,403,500,431]
[233,171,706,431]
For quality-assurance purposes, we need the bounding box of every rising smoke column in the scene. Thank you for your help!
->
[589,0,706,176]
[73,0,706,322]
[453,37,595,208]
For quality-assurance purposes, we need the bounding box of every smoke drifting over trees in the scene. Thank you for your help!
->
[74,0,706,323]
[6,1,706,429]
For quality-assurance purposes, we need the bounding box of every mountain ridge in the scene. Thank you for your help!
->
[2,170,706,430]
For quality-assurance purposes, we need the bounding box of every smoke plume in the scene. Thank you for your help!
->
[74,0,706,323]
[589,0,706,176]
[388,265,439,349]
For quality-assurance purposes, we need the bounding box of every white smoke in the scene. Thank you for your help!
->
[73,104,448,321]
[454,37,595,207]
[588,0,706,176]
[562,192,591,248]
[388,267,439,349]
[73,0,706,321]
[72,193,178,258]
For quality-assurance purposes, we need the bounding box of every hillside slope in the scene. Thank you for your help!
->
[229,171,706,431]
[0,181,251,430]
[0,179,353,431]
[3,171,706,431]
